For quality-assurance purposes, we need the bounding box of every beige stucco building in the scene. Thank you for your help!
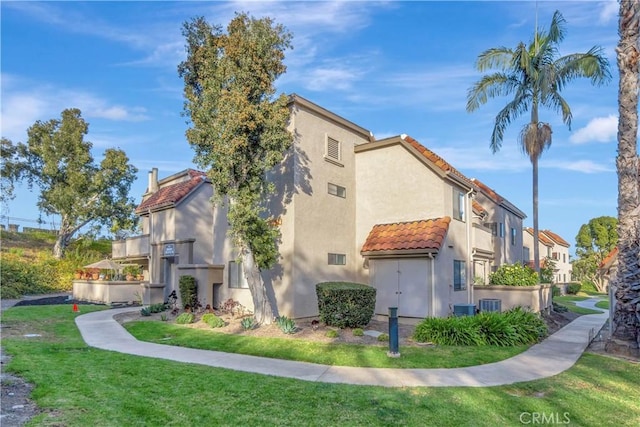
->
[109,95,533,319]
[523,228,572,284]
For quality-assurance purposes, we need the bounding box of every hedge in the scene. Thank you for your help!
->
[316,282,376,328]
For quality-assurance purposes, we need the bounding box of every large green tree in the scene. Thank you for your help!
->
[611,0,640,350]
[467,10,610,274]
[2,109,138,258]
[178,13,293,324]
[573,216,618,292]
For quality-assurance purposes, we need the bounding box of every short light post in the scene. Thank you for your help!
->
[387,307,400,358]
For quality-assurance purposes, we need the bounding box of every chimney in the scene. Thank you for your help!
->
[148,168,159,193]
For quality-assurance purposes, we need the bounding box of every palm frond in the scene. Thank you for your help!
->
[542,91,572,128]
[554,48,611,89]
[518,122,552,161]
[476,47,515,71]
[547,10,567,44]
[491,92,530,153]
[466,73,519,112]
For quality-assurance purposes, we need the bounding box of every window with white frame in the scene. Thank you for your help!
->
[328,182,346,198]
[454,260,466,291]
[325,136,342,164]
[453,190,465,221]
[228,260,248,288]
[328,253,346,265]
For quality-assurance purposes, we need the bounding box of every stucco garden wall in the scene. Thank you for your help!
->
[474,284,552,313]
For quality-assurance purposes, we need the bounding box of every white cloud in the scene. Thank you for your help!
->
[599,1,619,24]
[305,67,364,91]
[569,115,618,144]
[1,76,149,142]
[542,159,612,174]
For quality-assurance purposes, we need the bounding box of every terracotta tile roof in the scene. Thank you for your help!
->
[402,135,474,187]
[541,229,570,247]
[136,169,207,214]
[362,217,451,255]
[599,247,618,269]
[524,227,554,246]
[472,178,504,204]
[472,200,487,217]
[526,259,548,269]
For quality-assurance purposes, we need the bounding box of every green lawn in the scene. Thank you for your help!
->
[2,305,639,426]
[124,321,527,369]
[553,296,604,315]
[595,300,610,310]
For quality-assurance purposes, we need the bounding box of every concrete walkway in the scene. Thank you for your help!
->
[74,298,608,388]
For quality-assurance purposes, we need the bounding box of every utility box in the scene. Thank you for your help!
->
[453,304,476,317]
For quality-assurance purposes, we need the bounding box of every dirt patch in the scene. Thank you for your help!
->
[1,350,41,427]
[114,309,419,346]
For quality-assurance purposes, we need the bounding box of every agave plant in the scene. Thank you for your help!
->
[276,316,297,334]
[240,316,255,331]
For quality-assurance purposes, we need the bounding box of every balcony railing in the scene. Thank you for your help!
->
[112,234,150,259]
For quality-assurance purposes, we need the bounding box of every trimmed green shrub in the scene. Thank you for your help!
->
[352,328,364,337]
[489,263,538,286]
[140,307,151,317]
[377,333,389,342]
[325,330,339,338]
[413,307,547,346]
[201,313,225,328]
[149,303,167,313]
[316,282,376,328]
[178,275,198,309]
[175,312,195,324]
[553,302,568,313]
[567,283,582,295]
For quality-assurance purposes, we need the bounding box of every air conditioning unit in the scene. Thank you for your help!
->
[479,298,501,313]
[453,304,476,317]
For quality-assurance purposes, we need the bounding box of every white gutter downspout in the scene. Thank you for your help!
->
[466,188,474,305]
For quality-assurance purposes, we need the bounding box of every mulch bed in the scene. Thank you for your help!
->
[13,296,107,307]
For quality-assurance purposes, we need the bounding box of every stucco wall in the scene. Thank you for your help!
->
[284,104,370,318]
[474,284,553,313]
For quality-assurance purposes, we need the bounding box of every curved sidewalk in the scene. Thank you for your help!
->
[75,299,608,388]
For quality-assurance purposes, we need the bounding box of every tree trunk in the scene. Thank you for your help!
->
[241,247,278,325]
[611,0,640,352]
[53,231,73,259]
[532,156,541,275]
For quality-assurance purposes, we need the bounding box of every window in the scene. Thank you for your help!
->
[563,253,566,263]
[328,253,346,265]
[510,227,516,245]
[491,222,498,236]
[325,136,342,164]
[453,190,465,221]
[454,260,466,291]
[228,260,248,289]
[523,246,530,262]
[328,183,346,198]
[499,222,505,238]
[552,252,559,260]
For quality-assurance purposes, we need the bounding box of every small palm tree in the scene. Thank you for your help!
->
[611,0,639,349]
[467,10,610,274]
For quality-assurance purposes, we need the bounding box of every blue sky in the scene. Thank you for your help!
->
[1,1,623,255]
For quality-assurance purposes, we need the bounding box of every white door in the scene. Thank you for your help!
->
[372,258,430,318]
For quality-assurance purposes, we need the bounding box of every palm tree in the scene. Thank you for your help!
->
[611,0,639,351]
[467,10,610,275]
